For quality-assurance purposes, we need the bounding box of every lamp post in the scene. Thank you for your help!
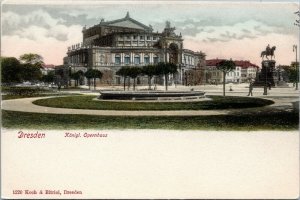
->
[293,45,298,90]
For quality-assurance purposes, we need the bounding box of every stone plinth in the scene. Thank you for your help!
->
[253,60,277,87]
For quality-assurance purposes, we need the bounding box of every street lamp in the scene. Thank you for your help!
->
[293,45,298,90]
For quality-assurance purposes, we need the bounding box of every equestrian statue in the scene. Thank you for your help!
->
[261,44,276,60]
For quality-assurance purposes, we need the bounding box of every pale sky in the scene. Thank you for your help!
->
[1,0,299,66]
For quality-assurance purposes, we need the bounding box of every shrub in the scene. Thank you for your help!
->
[2,86,48,96]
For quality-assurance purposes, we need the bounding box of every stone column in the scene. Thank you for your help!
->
[121,53,124,64]
[150,53,153,64]
[130,52,133,65]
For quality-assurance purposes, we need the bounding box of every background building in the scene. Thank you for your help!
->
[41,64,55,75]
[205,59,259,84]
[64,12,206,87]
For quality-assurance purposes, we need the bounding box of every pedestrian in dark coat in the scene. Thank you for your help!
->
[247,81,253,96]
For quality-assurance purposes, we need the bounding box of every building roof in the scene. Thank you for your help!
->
[206,59,224,66]
[206,59,259,69]
[234,60,259,69]
[96,12,153,32]
[42,64,55,69]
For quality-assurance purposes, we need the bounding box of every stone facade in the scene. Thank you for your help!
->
[64,12,206,86]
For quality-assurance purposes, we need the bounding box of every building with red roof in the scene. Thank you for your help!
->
[205,59,259,84]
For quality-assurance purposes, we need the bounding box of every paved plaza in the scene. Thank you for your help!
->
[2,83,299,116]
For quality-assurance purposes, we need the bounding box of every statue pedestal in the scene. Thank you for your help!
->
[253,60,277,87]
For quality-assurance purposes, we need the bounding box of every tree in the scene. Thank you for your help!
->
[156,62,167,91]
[84,69,93,90]
[167,62,178,86]
[216,59,236,96]
[68,68,72,87]
[1,57,22,84]
[21,63,43,82]
[19,53,44,67]
[18,53,44,83]
[71,70,84,87]
[84,69,102,90]
[41,71,55,83]
[116,67,130,91]
[92,69,103,90]
[156,62,177,91]
[142,65,156,90]
[281,63,298,86]
[128,67,142,91]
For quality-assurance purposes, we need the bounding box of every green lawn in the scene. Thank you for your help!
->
[32,95,274,110]
[1,85,86,100]
[1,93,79,100]
[2,109,298,130]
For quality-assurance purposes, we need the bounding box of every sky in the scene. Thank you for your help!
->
[1,0,299,66]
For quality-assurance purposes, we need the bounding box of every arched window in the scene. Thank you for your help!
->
[144,54,150,64]
[115,54,121,65]
[134,54,140,64]
[125,54,130,64]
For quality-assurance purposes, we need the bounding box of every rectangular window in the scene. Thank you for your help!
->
[153,36,156,40]
[140,36,144,40]
[133,35,137,40]
[147,36,150,40]
[153,57,159,64]
[125,57,130,64]
[134,57,140,64]
[115,57,121,65]
[144,57,150,64]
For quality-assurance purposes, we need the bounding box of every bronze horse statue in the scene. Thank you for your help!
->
[261,46,276,60]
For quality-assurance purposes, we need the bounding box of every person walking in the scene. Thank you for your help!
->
[247,81,253,96]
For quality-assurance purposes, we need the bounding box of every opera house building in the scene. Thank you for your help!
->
[65,12,206,85]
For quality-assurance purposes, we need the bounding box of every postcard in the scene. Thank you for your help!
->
[1,0,299,199]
